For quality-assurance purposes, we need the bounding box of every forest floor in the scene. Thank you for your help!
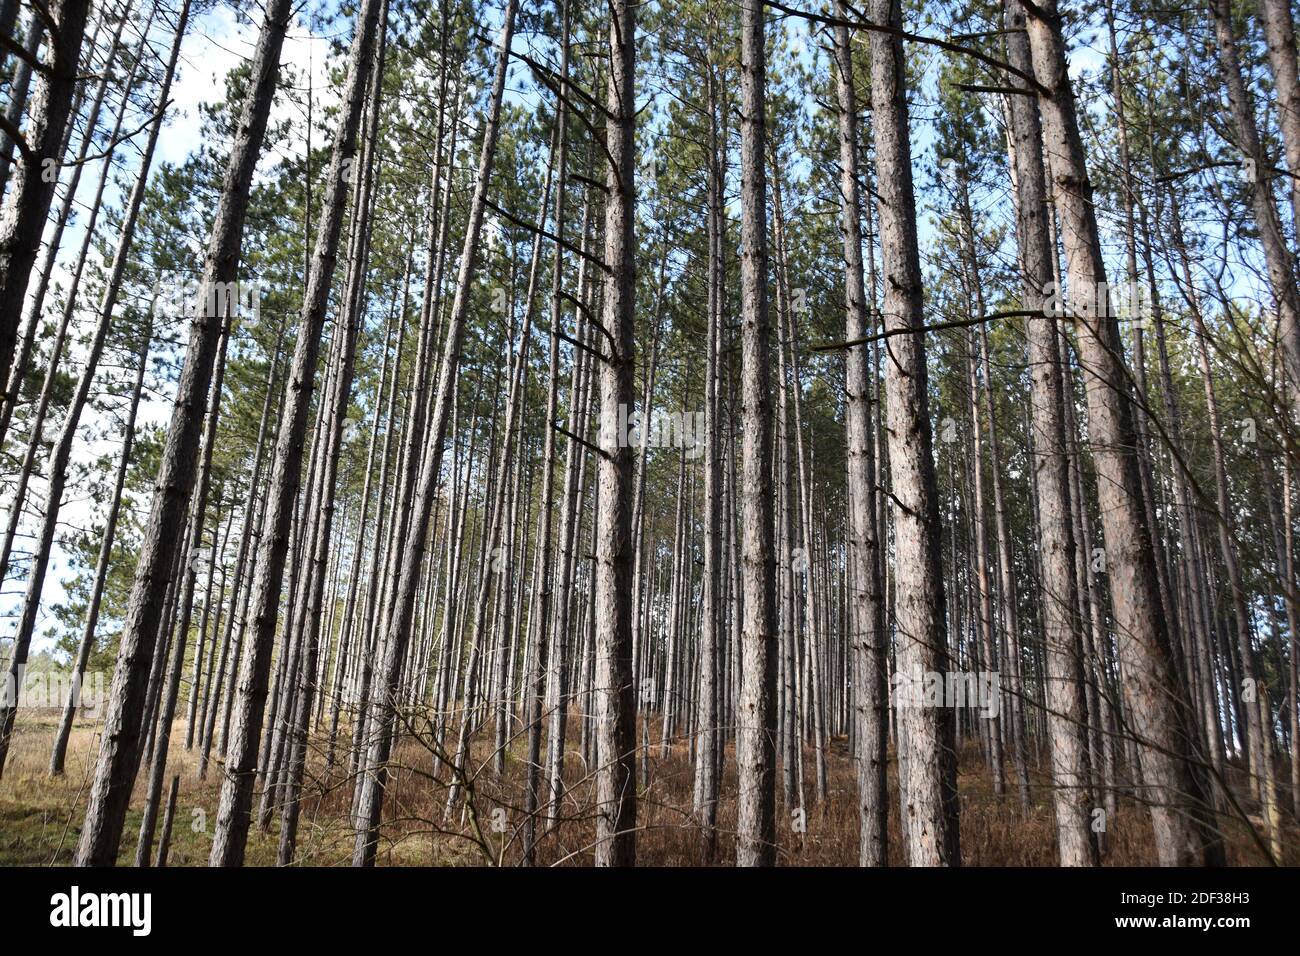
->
[1,711,1293,866]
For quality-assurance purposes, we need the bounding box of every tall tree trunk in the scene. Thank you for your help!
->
[208,0,383,867]
[868,0,960,866]
[351,0,518,865]
[735,0,777,868]
[543,198,597,816]
[74,0,293,866]
[279,9,389,865]
[591,0,637,868]
[832,3,886,864]
[692,58,723,857]
[522,0,569,865]
[1003,0,1096,863]
[1023,0,1223,866]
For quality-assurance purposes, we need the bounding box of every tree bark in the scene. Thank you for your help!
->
[351,0,518,865]
[208,0,384,867]
[832,3,887,864]
[1024,0,1223,866]
[735,0,777,868]
[1003,0,1096,864]
[868,0,960,866]
[591,0,638,868]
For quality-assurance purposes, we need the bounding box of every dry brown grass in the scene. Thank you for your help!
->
[1,710,1292,866]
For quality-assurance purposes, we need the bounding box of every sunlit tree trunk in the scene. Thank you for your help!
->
[869,0,960,866]
[209,0,384,866]
[591,0,638,868]
[1024,0,1223,866]
[735,0,777,868]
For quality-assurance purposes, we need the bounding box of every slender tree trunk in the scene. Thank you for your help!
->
[521,0,569,865]
[351,0,518,865]
[1283,463,1300,820]
[1023,0,1223,866]
[869,0,960,866]
[154,775,179,867]
[279,11,388,865]
[1003,2,1096,862]
[208,0,383,867]
[543,201,597,816]
[832,4,886,864]
[692,61,723,857]
[591,0,637,868]
[74,0,293,867]
[735,0,777,868]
